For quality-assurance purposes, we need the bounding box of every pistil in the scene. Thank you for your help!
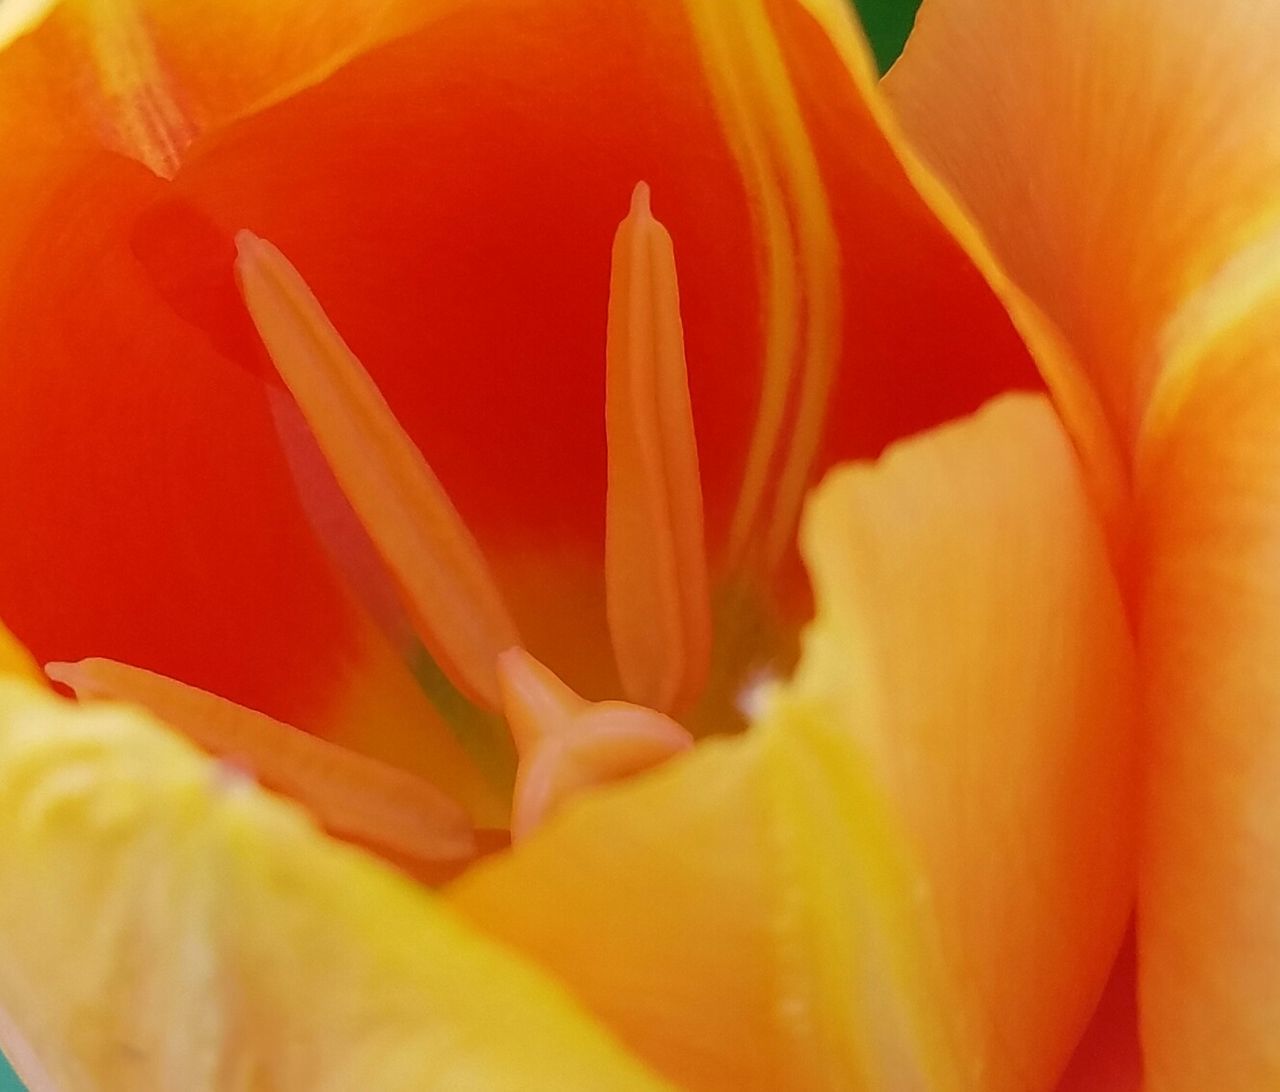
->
[497,647,693,840]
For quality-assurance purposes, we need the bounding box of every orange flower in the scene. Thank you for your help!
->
[0,0,1268,1087]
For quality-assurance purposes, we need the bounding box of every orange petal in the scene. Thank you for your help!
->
[606,183,711,713]
[882,0,1280,451]
[1137,246,1280,1089]
[452,394,1136,1089]
[46,657,477,872]
[789,393,1136,1090]
[0,677,663,1090]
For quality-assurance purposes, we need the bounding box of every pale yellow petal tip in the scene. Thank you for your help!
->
[0,625,38,684]
[0,0,57,51]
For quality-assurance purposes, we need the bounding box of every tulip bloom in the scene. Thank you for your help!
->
[0,0,1270,1088]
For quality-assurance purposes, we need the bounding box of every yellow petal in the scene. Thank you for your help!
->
[0,678,664,1091]
[0,623,37,683]
[0,0,54,48]
[1137,242,1280,1090]
[451,394,1136,1090]
[453,695,957,1090]
[793,393,1136,1090]
[882,0,1280,447]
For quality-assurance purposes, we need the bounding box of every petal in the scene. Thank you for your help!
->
[882,0,1280,449]
[451,394,1136,1090]
[1137,242,1280,1089]
[0,677,663,1091]
[881,7,1280,1081]
[453,689,958,1090]
[790,393,1137,1089]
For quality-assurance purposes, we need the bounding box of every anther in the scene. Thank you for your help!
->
[234,232,520,709]
[605,183,712,715]
[47,658,476,866]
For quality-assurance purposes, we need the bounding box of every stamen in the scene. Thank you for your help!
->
[497,647,693,841]
[234,231,519,710]
[46,658,476,866]
[605,183,713,714]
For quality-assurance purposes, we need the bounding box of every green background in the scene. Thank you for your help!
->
[855,0,923,72]
[0,0,918,1086]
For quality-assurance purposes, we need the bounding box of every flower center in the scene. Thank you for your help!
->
[234,183,712,830]
[53,185,741,867]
